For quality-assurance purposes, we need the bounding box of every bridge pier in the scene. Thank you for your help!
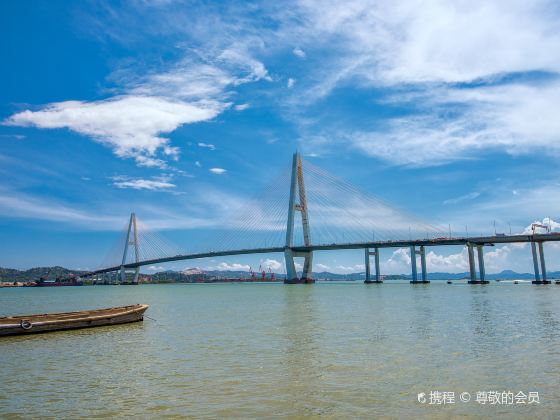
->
[532,241,550,284]
[410,245,429,284]
[468,243,489,284]
[420,245,427,282]
[477,245,486,282]
[364,247,382,283]
[285,249,314,284]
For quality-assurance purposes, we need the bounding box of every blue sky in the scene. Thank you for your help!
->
[2,0,560,275]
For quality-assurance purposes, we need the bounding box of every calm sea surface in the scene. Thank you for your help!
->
[1,282,559,419]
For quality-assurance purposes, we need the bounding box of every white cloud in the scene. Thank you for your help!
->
[209,167,226,174]
[382,245,510,273]
[0,184,256,232]
[218,47,272,83]
[147,265,165,271]
[195,160,202,167]
[234,103,250,111]
[521,217,560,235]
[198,142,216,150]
[4,96,222,168]
[4,35,271,168]
[287,1,560,165]
[295,0,560,87]
[443,192,480,205]
[333,81,560,166]
[484,246,512,271]
[292,47,306,59]
[260,258,282,271]
[425,248,468,272]
[208,262,251,271]
[315,263,331,271]
[0,189,123,228]
[112,175,176,191]
[287,78,296,88]
[384,248,412,272]
[447,184,560,235]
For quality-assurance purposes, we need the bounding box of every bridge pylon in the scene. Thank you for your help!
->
[120,212,140,284]
[284,152,314,284]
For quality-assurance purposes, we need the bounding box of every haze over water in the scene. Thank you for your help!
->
[1,282,559,418]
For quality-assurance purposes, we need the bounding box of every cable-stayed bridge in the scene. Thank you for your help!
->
[84,153,560,285]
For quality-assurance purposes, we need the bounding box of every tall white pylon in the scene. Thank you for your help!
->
[120,212,140,284]
[284,152,314,284]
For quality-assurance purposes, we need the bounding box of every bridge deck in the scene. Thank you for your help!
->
[84,233,560,277]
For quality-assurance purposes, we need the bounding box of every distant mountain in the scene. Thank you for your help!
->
[0,266,87,282]
[1,266,555,283]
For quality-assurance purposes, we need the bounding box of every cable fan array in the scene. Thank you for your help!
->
[192,166,293,253]
[97,155,447,269]
[299,159,447,245]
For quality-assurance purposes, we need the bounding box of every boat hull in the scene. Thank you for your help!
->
[0,304,148,336]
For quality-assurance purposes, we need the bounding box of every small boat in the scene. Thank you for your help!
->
[0,304,148,337]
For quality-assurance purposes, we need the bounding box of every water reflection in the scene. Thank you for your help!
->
[410,285,434,339]
[279,286,329,415]
[468,287,499,357]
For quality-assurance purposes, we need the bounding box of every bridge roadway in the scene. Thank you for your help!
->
[84,232,560,277]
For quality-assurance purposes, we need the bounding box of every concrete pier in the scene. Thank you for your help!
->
[467,244,476,283]
[532,241,551,284]
[364,247,382,283]
[477,245,486,282]
[468,243,489,284]
[410,245,430,284]
[420,245,428,282]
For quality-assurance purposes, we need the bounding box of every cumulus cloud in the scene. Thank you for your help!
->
[382,244,516,274]
[260,258,282,271]
[315,263,331,271]
[384,248,412,271]
[287,78,296,88]
[521,217,560,235]
[209,167,226,174]
[208,262,251,271]
[425,248,468,272]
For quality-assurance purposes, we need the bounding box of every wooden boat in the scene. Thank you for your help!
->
[0,304,148,336]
